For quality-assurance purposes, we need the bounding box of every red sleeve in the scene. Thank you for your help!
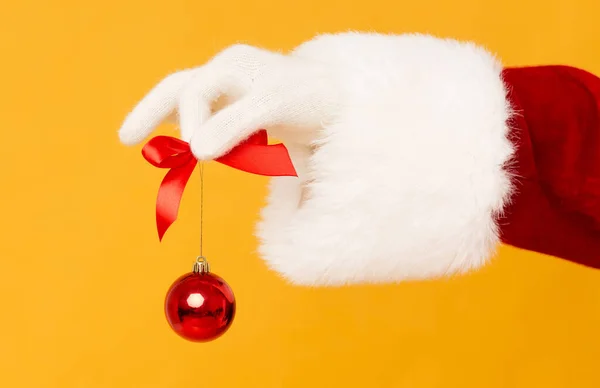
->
[500,65,600,269]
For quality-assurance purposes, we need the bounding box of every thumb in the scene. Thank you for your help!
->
[189,77,335,160]
[189,88,291,160]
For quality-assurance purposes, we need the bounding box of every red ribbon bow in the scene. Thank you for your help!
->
[142,130,297,241]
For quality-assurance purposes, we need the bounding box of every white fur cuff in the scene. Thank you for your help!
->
[255,33,514,286]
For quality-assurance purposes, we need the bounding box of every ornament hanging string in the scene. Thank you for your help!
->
[198,162,204,257]
[141,130,298,241]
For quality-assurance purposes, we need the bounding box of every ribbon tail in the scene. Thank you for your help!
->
[155,160,197,241]
[217,142,298,176]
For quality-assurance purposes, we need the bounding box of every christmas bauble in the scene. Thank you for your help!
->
[164,264,236,342]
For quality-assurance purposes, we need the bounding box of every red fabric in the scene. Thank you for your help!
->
[500,65,600,269]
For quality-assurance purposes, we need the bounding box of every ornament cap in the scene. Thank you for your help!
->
[192,256,210,274]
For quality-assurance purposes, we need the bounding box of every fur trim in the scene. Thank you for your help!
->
[255,32,514,286]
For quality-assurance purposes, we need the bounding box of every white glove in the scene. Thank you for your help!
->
[119,32,513,286]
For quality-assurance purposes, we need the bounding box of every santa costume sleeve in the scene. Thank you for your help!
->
[253,35,600,286]
[500,66,600,269]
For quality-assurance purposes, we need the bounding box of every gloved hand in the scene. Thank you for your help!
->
[118,32,514,286]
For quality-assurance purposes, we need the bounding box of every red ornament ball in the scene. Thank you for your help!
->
[164,271,236,342]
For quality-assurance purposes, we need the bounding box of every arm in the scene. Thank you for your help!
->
[118,32,600,286]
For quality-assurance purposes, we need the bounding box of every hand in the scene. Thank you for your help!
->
[118,32,512,286]
[118,42,340,163]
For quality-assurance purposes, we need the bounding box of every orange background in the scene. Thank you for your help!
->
[1,0,600,387]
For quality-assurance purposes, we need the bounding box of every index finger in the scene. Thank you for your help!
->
[118,69,196,146]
